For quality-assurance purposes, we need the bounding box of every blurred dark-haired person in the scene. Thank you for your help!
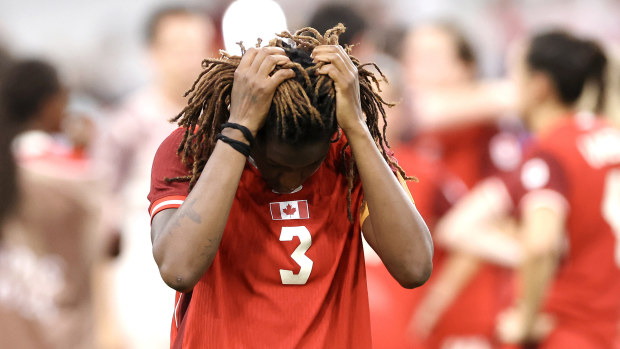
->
[0,118,15,229]
[94,5,216,348]
[0,47,14,227]
[308,3,366,48]
[0,59,102,349]
[437,31,620,349]
[307,3,394,68]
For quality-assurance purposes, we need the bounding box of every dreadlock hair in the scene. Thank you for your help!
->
[169,24,411,221]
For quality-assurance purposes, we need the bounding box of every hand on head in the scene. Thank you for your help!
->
[228,47,295,136]
[312,45,364,134]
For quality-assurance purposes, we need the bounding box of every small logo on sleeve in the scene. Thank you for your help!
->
[270,200,310,220]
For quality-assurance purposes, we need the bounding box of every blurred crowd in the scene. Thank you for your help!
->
[0,0,619,348]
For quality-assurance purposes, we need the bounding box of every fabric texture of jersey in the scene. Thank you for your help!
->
[148,128,371,349]
[500,115,620,348]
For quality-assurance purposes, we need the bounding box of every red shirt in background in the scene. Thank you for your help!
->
[500,115,620,349]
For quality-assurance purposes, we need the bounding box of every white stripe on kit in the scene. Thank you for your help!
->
[151,199,184,218]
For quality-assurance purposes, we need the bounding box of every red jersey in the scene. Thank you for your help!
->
[500,115,620,348]
[148,128,371,348]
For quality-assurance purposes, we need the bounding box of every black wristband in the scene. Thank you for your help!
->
[216,133,251,157]
[221,122,255,147]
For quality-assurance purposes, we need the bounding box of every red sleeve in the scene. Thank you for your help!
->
[147,128,191,220]
[500,146,568,209]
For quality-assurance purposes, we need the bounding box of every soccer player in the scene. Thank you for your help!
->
[437,31,620,348]
[148,25,433,348]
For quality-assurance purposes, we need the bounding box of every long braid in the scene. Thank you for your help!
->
[169,24,412,221]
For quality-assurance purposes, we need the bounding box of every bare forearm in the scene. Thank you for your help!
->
[436,178,520,266]
[438,223,522,267]
[521,253,557,336]
[152,139,247,292]
[346,123,433,288]
[430,252,480,306]
[415,80,515,132]
[414,252,480,336]
[519,202,565,337]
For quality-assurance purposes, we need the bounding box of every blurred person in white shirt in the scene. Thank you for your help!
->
[95,5,216,349]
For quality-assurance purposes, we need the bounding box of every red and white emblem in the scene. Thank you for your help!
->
[269,200,309,220]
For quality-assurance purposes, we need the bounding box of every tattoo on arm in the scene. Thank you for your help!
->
[177,199,202,224]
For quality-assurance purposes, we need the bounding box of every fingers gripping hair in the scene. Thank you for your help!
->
[169,23,412,221]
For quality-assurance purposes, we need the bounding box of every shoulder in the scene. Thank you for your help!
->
[155,128,187,158]
[148,128,192,216]
[152,128,191,178]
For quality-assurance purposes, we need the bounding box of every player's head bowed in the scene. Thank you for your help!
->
[170,24,409,220]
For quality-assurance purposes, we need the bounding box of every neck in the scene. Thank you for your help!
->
[526,101,572,134]
[157,79,190,109]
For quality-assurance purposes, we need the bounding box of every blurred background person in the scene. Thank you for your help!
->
[0,59,102,349]
[0,47,15,227]
[392,22,523,349]
[0,47,31,349]
[396,22,523,184]
[437,30,620,348]
[94,5,216,348]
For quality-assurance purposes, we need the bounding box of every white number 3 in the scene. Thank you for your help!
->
[602,169,620,268]
[279,226,313,285]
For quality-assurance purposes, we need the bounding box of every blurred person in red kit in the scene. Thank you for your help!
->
[438,30,620,349]
[94,5,216,348]
[0,59,102,349]
[385,23,524,349]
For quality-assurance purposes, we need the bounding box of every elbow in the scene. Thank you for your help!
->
[153,246,202,293]
[157,261,201,293]
[397,259,433,289]
[396,224,434,289]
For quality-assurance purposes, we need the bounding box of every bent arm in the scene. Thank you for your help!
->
[436,178,523,267]
[348,125,433,289]
[413,80,515,132]
[151,131,248,292]
[312,44,432,288]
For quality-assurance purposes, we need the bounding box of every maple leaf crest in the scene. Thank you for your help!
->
[282,204,296,216]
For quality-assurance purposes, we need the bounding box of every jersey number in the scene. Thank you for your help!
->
[602,169,620,268]
[279,226,313,285]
